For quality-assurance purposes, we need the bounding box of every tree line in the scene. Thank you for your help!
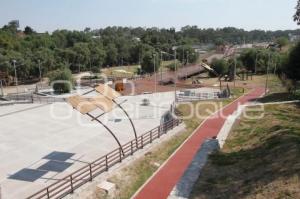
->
[1,20,300,81]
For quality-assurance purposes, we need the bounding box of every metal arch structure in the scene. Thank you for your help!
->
[67,95,125,156]
[83,84,139,148]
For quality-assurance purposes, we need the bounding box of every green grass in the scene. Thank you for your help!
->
[252,74,300,103]
[190,103,300,199]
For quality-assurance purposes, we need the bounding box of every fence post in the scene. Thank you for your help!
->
[150,131,153,143]
[46,188,50,199]
[89,164,93,181]
[70,175,74,193]
[158,125,161,138]
[105,155,108,171]
[130,141,133,155]
[141,135,144,149]
[119,148,122,162]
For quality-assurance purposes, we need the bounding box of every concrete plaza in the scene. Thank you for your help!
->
[0,88,218,198]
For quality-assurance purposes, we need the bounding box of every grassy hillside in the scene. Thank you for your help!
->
[191,103,300,199]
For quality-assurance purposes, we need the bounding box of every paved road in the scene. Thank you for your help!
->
[133,87,265,199]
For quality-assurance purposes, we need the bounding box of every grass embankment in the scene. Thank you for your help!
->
[254,74,300,103]
[191,103,300,199]
[106,100,233,199]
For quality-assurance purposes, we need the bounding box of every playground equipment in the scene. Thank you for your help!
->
[67,94,125,155]
[79,84,138,149]
[115,82,124,92]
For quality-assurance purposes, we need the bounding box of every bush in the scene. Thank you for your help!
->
[166,60,182,71]
[211,58,229,76]
[48,68,73,94]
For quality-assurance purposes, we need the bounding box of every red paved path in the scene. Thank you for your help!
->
[134,88,265,199]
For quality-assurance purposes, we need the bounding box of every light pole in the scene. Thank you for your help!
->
[153,53,157,93]
[186,51,189,65]
[234,58,237,88]
[12,60,19,95]
[174,48,177,103]
[161,49,177,101]
[160,51,163,82]
[254,52,258,74]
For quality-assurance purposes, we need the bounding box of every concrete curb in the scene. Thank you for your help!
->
[168,139,219,199]
[167,104,247,199]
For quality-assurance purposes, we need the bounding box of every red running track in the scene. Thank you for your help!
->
[134,88,265,199]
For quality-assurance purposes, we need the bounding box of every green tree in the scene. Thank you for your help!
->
[105,43,118,66]
[276,37,289,50]
[72,42,90,72]
[89,41,106,72]
[285,42,300,81]
[211,58,228,76]
[294,0,300,25]
[176,45,198,64]
[24,26,35,35]
[141,50,160,73]
[239,49,257,72]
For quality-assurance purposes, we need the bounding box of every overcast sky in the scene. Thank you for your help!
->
[0,0,299,32]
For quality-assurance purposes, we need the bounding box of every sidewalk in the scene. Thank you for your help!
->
[133,88,265,199]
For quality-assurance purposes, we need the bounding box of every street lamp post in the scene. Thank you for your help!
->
[174,49,177,103]
[254,52,258,74]
[161,49,178,102]
[12,60,19,95]
[234,58,237,88]
[160,51,163,82]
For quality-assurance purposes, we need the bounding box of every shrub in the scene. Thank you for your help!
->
[48,68,74,94]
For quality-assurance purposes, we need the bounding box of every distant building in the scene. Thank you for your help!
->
[253,42,269,49]
[133,37,141,42]
[289,33,300,42]
[191,44,214,53]
[92,35,101,39]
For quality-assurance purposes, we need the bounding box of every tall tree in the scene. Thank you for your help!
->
[276,37,289,50]
[24,26,35,35]
[294,0,300,25]
[285,43,300,81]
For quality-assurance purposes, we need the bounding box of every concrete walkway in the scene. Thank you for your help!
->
[133,88,265,199]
